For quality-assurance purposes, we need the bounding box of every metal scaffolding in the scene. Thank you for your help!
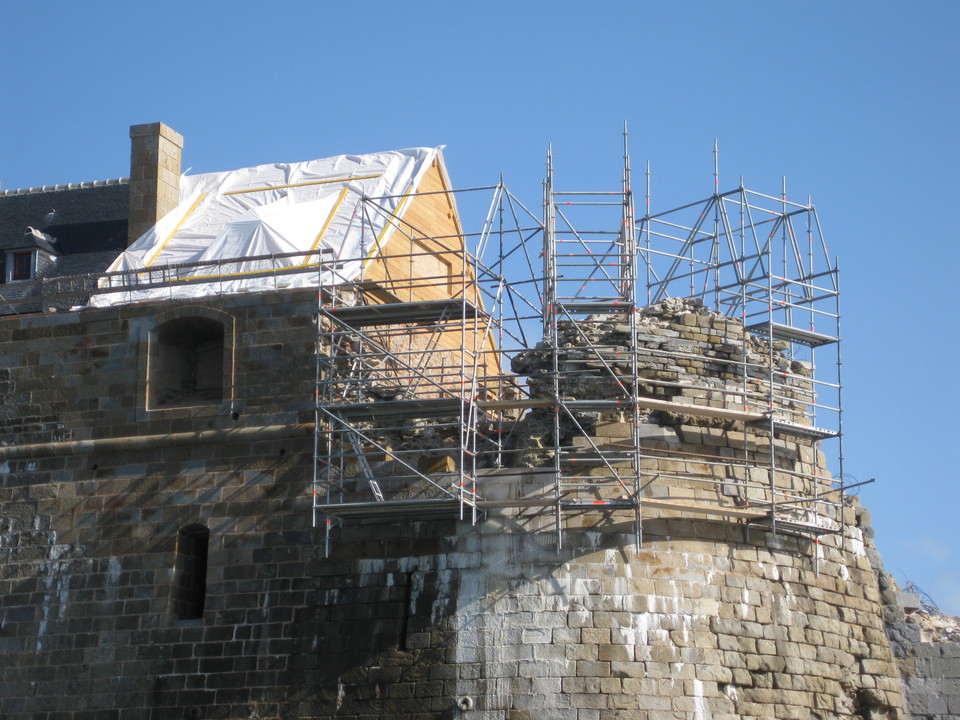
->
[311,181,546,555]
[309,140,847,557]
[21,137,848,558]
[635,143,844,541]
[541,137,643,549]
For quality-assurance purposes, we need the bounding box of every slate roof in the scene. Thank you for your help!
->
[0,181,129,256]
[17,228,59,255]
[0,180,130,315]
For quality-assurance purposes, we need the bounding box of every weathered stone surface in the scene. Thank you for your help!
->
[0,290,944,719]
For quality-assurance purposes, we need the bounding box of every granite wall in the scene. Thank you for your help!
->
[0,290,939,719]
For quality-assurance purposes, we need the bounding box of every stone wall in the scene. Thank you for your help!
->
[878,564,960,719]
[0,291,938,719]
[0,290,319,718]
[512,298,833,522]
[886,606,960,719]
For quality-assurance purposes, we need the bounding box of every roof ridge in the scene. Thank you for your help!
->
[0,177,129,197]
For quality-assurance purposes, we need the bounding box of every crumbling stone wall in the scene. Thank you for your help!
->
[865,507,960,720]
[885,598,960,719]
[512,298,832,521]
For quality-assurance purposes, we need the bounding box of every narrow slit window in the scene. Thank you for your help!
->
[173,524,209,620]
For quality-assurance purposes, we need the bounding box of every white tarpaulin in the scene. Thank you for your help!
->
[90,147,442,306]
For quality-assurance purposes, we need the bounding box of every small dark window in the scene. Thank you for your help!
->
[153,317,224,407]
[173,524,209,620]
[12,252,31,281]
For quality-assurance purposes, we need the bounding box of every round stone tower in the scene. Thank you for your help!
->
[309,299,905,720]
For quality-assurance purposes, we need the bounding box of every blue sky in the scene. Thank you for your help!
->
[2,2,957,614]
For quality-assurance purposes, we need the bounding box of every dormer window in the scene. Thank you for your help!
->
[10,252,32,281]
[5,228,59,284]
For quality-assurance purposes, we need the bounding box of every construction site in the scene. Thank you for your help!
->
[304,135,846,560]
[0,124,953,719]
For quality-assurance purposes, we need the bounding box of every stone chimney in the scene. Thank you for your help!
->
[127,122,184,246]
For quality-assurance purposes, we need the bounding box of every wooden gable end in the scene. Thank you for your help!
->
[361,156,470,304]
[353,157,503,398]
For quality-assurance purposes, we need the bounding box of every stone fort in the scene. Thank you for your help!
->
[0,123,955,719]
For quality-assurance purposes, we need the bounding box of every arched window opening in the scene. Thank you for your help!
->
[173,524,209,620]
[152,317,224,407]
